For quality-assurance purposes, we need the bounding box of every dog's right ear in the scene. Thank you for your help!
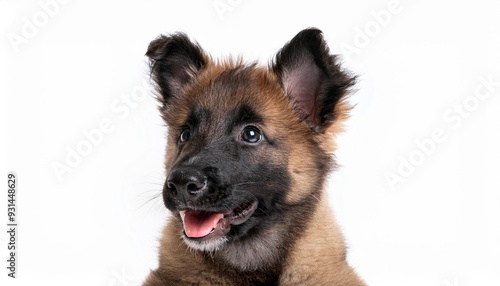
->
[272,28,355,133]
[146,33,208,105]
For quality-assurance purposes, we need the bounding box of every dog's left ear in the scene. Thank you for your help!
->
[146,33,208,106]
[273,28,356,133]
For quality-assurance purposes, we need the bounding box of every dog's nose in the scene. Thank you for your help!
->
[167,167,207,198]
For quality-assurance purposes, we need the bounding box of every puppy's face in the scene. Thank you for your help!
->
[162,67,297,252]
[146,29,355,255]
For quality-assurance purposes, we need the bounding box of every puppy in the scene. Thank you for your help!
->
[143,28,365,285]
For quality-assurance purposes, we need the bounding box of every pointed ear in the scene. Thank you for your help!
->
[272,28,356,133]
[146,33,208,105]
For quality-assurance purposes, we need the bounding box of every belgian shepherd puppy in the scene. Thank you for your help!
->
[143,28,365,285]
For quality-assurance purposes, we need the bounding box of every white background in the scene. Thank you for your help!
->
[1,0,500,285]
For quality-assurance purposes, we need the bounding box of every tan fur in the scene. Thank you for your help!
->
[280,194,364,285]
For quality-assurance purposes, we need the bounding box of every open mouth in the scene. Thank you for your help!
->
[179,200,258,239]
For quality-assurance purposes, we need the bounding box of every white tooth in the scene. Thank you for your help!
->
[179,211,186,223]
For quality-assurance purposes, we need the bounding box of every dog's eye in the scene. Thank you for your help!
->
[179,128,191,143]
[241,126,262,144]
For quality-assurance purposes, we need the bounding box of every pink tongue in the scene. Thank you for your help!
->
[181,210,224,238]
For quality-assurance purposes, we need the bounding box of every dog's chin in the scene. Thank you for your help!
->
[182,235,229,252]
[178,200,258,252]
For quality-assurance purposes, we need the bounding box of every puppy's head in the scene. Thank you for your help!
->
[146,29,355,257]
